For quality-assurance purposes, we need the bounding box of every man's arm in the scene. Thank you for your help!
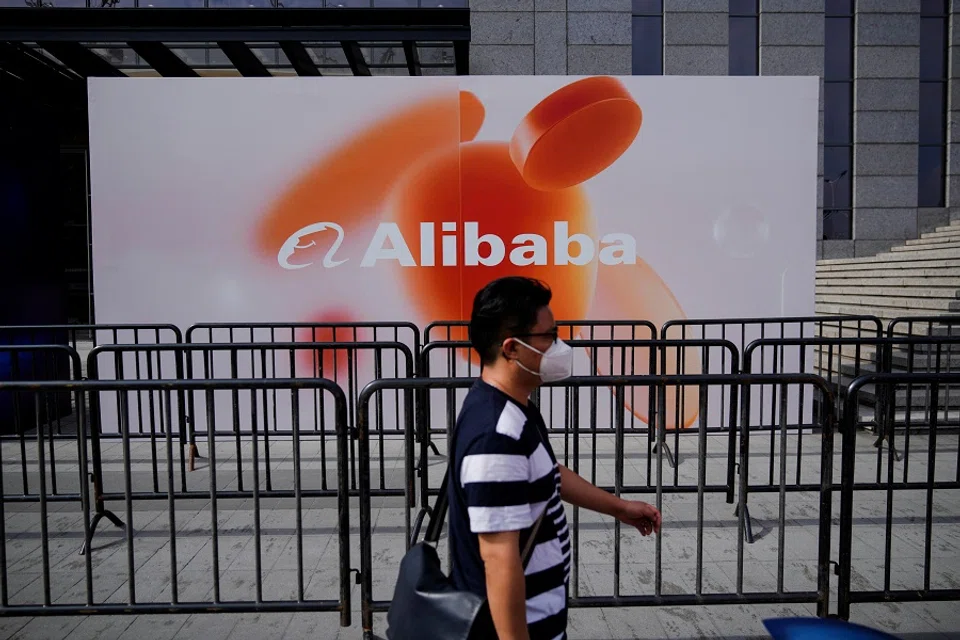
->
[478,531,529,640]
[558,465,661,535]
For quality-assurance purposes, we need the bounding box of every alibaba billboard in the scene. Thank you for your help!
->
[88,75,819,432]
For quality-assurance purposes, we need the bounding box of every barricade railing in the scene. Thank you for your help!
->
[0,324,183,380]
[740,336,960,543]
[662,315,883,382]
[355,373,836,640]
[87,341,415,501]
[886,316,960,431]
[423,319,658,344]
[0,345,84,501]
[416,339,740,507]
[0,377,352,624]
[838,372,960,620]
[187,321,420,433]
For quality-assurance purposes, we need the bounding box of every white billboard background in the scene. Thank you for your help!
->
[87,76,820,445]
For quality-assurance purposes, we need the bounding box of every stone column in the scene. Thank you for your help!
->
[470,0,535,75]
[759,0,826,256]
[852,1,921,257]
[566,0,632,74]
[663,0,728,75]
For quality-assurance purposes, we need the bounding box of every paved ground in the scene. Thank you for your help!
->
[0,420,958,639]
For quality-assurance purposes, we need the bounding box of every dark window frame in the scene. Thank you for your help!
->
[729,0,759,76]
[919,0,948,208]
[632,0,663,76]
[822,0,855,240]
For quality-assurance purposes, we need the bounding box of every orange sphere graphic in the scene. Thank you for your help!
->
[387,140,598,364]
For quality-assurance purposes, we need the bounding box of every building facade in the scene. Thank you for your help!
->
[470,0,954,260]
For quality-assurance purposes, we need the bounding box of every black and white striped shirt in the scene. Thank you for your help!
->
[449,379,571,640]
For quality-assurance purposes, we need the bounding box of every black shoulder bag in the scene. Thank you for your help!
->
[385,437,547,640]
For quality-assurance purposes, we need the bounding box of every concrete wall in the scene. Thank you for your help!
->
[469,0,632,76]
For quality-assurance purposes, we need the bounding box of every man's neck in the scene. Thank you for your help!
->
[480,366,534,406]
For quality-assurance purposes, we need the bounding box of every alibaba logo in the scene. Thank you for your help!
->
[257,76,702,429]
[277,221,348,270]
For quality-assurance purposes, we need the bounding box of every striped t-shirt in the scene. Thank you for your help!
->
[448,379,571,640]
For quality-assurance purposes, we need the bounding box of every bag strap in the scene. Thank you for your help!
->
[520,505,547,566]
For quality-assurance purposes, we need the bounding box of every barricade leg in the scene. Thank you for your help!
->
[80,389,126,555]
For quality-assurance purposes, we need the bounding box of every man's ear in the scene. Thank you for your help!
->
[500,337,520,361]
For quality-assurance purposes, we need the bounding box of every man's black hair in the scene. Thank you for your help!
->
[468,276,553,366]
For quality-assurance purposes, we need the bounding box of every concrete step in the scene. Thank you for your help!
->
[815,302,949,322]
[819,247,960,265]
[814,345,960,370]
[815,284,960,299]
[893,242,960,253]
[921,228,960,239]
[816,261,960,274]
[815,275,960,288]
[892,241,960,253]
[904,235,960,247]
[815,293,960,311]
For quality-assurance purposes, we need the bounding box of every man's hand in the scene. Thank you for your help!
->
[558,465,662,536]
[614,500,661,536]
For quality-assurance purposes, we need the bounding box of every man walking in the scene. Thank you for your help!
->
[447,276,662,640]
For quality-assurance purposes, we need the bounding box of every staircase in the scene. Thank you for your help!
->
[816,220,960,324]
[814,220,960,418]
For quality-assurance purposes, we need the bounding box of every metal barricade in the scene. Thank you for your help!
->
[416,339,740,507]
[740,336,960,543]
[187,321,420,433]
[887,316,960,431]
[0,324,183,381]
[0,377,352,625]
[424,319,657,345]
[87,342,414,500]
[838,372,960,620]
[662,315,883,381]
[0,345,83,502]
[355,373,836,640]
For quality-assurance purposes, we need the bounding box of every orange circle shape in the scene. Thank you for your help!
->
[256,90,472,261]
[588,257,701,430]
[510,76,642,192]
[460,90,485,142]
[388,140,598,366]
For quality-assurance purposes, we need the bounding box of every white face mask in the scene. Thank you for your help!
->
[512,338,574,383]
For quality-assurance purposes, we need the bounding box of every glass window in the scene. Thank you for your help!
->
[823,82,852,144]
[729,0,757,15]
[919,83,946,145]
[823,18,852,80]
[921,0,947,18]
[823,210,852,241]
[632,0,661,14]
[729,16,758,75]
[825,0,853,17]
[920,17,946,80]
[919,145,946,208]
[632,15,662,75]
[823,146,852,209]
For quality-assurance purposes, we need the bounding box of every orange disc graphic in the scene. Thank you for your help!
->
[510,76,642,191]
[460,90,485,142]
[588,258,701,429]
[295,311,372,381]
[257,90,469,261]
[388,140,598,366]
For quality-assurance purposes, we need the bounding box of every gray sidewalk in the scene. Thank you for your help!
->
[0,429,958,639]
